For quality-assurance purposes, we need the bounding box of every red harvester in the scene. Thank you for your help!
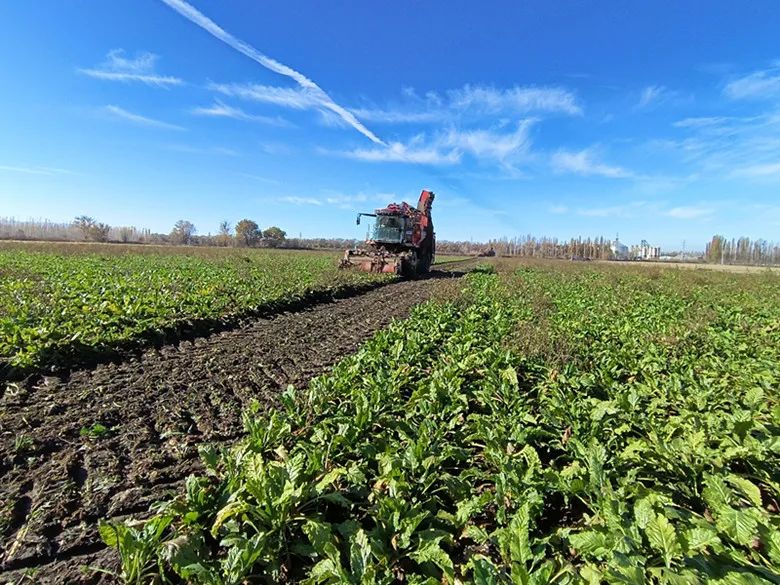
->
[340,189,435,277]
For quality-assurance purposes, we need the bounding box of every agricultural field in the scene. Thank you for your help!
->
[0,243,389,377]
[2,255,779,584]
[89,262,779,583]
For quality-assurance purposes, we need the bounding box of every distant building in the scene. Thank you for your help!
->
[610,237,629,260]
[630,239,661,260]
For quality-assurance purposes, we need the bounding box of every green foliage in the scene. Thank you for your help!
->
[80,423,111,439]
[471,262,496,274]
[101,265,780,583]
[0,247,388,371]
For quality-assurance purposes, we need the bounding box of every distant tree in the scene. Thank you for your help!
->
[118,227,133,243]
[170,220,196,245]
[235,219,261,247]
[73,215,110,242]
[216,220,233,247]
[262,226,287,248]
[91,222,111,242]
[706,235,725,264]
[73,216,96,240]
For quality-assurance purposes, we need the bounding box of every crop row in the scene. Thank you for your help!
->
[0,248,387,374]
[102,265,780,583]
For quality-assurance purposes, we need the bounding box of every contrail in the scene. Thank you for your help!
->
[159,0,386,146]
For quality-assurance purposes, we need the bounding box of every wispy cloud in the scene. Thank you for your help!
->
[278,196,323,206]
[724,64,780,100]
[447,85,582,116]
[352,84,581,125]
[238,173,281,184]
[549,204,569,214]
[159,0,385,145]
[273,191,396,210]
[338,141,461,165]
[665,206,714,219]
[576,205,635,217]
[732,161,780,177]
[673,116,733,128]
[636,85,672,109]
[165,144,238,156]
[551,147,633,178]
[191,100,290,126]
[440,120,535,166]
[209,83,323,110]
[104,105,184,130]
[79,49,182,87]
[350,108,445,124]
[0,165,77,176]
[332,121,535,168]
[659,112,780,176]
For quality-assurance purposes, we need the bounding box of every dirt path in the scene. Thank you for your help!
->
[0,268,466,584]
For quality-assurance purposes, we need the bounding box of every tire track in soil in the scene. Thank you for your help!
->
[0,268,467,584]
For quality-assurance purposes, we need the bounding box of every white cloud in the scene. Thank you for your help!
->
[208,83,323,110]
[447,85,582,116]
[103,105,184,130]
[636,85,671,109]
[549,204,569,214]
[350,108,445,124]
[440,120,534,164]
[332,123,533,167]
[350,84,580,126]
[191,100,289,126]
[239,173,281,184]
[724,66,780,99]
[79,49,182,87]
[0,165,76,176]
[551,148,633,178]
[165,144,238,156]
[665,206,714,219]
[278,196,323,206]
[340,141,461,165]
[656,113,780,176]
[673,116,731,128]
[273,192,394,209]
[576,205,633,217]
[333,121,535,168]
[733,161,780,177]
[160,0,385,144]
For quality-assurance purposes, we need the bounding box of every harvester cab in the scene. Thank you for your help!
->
[341,189,435,277]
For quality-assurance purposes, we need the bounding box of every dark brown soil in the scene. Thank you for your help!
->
[0,268,466,584]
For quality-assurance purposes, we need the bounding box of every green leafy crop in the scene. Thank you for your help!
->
[100,265,780,583]
[0,247,388,373]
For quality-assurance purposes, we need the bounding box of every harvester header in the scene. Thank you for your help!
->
[340,189,436,277]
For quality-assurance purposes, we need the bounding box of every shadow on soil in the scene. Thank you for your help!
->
[1,263,473,385]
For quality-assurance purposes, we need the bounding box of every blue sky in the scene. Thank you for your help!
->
[1,1,780,249]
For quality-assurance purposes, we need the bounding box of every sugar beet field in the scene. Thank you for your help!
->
[1,243,780,584]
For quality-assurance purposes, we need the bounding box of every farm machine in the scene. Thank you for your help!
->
[340,189,435,277]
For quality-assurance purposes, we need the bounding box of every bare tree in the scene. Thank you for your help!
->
[216,220,232,247]
[91,222,111,242]
[73,216,96,240]
[72,215,111,242]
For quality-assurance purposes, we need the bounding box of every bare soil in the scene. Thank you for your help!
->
[0,268,466,584]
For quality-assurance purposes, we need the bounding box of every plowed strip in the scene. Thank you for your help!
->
[0,268,467,583]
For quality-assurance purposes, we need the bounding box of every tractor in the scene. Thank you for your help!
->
[340,189,435,277]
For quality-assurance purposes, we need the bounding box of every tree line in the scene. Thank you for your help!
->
[705,235,780,266]
[0,216,289,248]
[4,216,779,266]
